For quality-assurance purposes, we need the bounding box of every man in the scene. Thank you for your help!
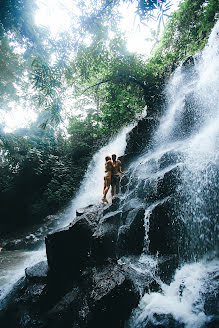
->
[111,154,123,197]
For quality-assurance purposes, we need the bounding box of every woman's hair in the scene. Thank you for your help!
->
[105,156,111,161]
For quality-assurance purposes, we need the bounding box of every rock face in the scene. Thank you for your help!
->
[0,257,140,328]
[148,198,185,255]
[0,117,189,328]
[124,117,158,165]
[0,194,185,328]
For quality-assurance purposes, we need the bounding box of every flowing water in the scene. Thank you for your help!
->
[1,20,219,328]
[124,21,219,327]
[0,125,133,302]
[60,124,134,227]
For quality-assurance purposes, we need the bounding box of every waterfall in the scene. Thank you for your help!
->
[126,20,219,328]
[61,124,134,227]
[1,17,219,328]
[0,125,133,303]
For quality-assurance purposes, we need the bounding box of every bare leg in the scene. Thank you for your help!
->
[102,176,110,203]
[102,186,110,203]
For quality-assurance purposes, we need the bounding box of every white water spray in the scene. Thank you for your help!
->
[127,21,219,327]
[129,260,218,328]
[0,125,133,303]
[59,125,134,226]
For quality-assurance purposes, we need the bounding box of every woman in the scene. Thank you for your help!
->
[102,156,113,203]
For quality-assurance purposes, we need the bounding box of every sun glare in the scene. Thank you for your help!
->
[35,0,80,37]
[3,0,181,133]
[35,0,181,55]
[1,104,37,133]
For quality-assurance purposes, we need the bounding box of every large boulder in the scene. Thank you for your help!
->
[156,165,183,199]
[117,207,145,257]
[92,210,123,261]
[125,117,158,161]
[45,208,100,280]
[25,261,48,283]
[87,263,139,328]
[158,151,183,170]
[148,198,185,255]
[0,261,139,328]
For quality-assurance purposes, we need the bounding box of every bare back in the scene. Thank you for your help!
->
[112,160,121,175]
[105,160,113,177]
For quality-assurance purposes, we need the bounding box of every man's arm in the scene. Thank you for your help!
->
[118,160,124,174]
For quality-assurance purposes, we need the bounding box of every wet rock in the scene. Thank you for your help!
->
[148,198,185,255]
[137,178,158,204]
[182,55,195,67]
[156,165,183,199]
[87,263,139,328]
[158,151,183,170]
[3,234,41,251]
[92,210,122,261]
[25,261,48,283]
[157,255,179,284]
[103,196,120,216]
[144,313,185,327]
[76,204,95,217]
[47,288,82,327]
[45,214,97,279]
[117,207,145,257]
[125,117,158,160]
[0,260,140,328]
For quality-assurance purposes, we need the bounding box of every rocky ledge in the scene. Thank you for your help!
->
[0,191,184,328]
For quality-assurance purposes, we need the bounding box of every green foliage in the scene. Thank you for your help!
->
[149,0,219,77]
[0,27,27,110]
[67,114,102,156]
[31,59,66,126]
[70,37,146,132]
[0,125,93,229]
[136,0,219,115]
[0,0,40,44]
[1,0,218,231]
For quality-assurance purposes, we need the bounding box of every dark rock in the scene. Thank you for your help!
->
[182,55,195,67]
[117,207,145,257]
[157,255,179,284]
[25,261,48,283]
[180,92,201,137]
[125,117,158,160]
[158,151,183,170]
[148,198,185,255]
[142,313,185,327]
[76,204,95,217]
[103,196,120,216]
[3,234,41,251]
[136,178,157,204]
[92,210,122,261]
[156,165,183,199]
[87,263,139,328]
[45,214,97,279]
[47,288,82,327]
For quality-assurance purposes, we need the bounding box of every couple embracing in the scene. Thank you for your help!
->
[102,154,123,203]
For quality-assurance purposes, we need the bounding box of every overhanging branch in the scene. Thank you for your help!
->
[79,76,147,96]
[80,79,111,96]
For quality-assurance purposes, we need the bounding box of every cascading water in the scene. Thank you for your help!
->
[1,18,218,328]
[124,21,219,327]
[60,124,134,227]
[0,125,133,303]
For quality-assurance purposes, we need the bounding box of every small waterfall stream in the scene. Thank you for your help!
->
[124,21,219,327]
[0,125,133,302]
